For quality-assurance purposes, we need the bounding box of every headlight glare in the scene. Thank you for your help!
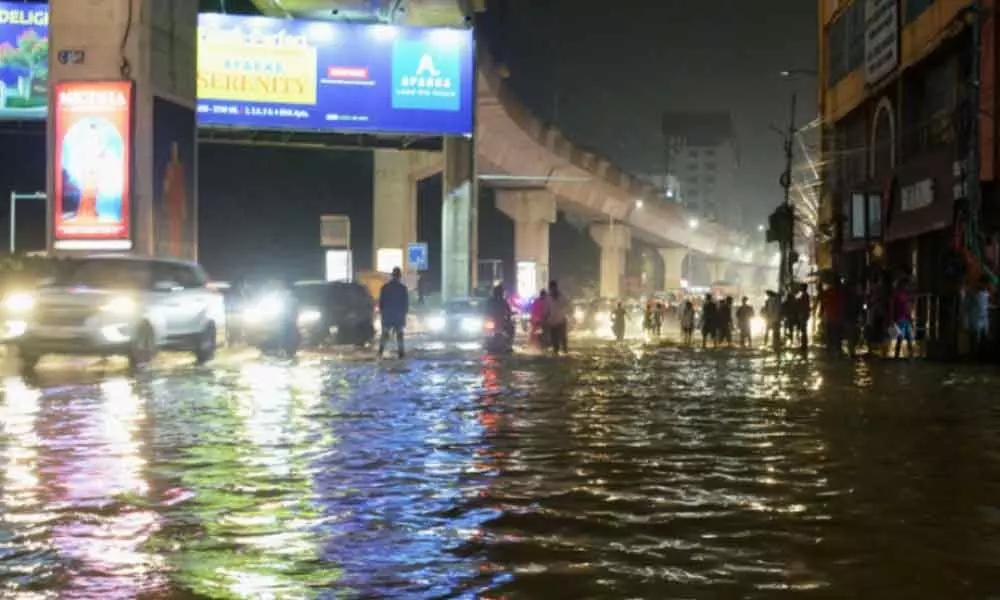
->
[4,293,34,313]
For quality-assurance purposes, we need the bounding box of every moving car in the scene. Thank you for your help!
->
[423,298,488,341]
[240,280,376,350]
[292,281,376,346]
[3,255,225,372]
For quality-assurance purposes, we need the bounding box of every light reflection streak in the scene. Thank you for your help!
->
[47,377,165,598]
[159,360,337,597]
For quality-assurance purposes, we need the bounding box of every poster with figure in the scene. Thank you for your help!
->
[152,96,197,260]
[51,80,133,250]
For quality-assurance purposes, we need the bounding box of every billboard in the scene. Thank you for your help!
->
[152,96,197,259]
[0,5,474,136]
[51,80,133,250]
[196,14,474,135]
[0,2,48,120]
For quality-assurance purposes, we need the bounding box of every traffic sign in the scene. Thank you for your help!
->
[407,242,429,271]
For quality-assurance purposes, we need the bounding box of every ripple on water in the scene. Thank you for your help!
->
[0,344,999,598]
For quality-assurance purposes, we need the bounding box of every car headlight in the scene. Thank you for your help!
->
[297,308,322,326]
[425,315,446,331]
[4,293,34,313]
[243,294,285,323]
[750,316,766,336]
[101,296,136,316]
[595,311,610,324]
[574,308,585,321]
[461,316,483,333]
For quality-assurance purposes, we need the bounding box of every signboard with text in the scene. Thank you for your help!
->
[0,7,474,137]
[51,80,134,250]
[865,0,899,84]
[197,14,473,135]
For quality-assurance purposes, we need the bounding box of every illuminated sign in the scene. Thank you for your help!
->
[326,249,352,282]
[0,7,474,136]
[51,80,133,250]
[0,2,48,120]
[197,14,473,135]
[376,248,404,274]
[516,261,537,301]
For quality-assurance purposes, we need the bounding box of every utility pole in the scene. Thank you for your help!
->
[966,0,984,262]
[779,91,798,296]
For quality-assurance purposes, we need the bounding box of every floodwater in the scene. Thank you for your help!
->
[1,341,1000,599]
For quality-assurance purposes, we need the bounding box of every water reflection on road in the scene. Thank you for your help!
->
[1,342,1000,598]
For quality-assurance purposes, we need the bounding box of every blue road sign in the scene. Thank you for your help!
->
[408,242,428,271]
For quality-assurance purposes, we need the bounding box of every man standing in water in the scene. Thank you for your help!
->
[546,280,570,355]
[378,267,409,359]
[701,294,718,348]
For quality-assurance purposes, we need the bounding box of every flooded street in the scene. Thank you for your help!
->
[1,341,1000,598]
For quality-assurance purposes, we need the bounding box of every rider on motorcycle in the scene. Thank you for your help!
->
[486,284,515,339]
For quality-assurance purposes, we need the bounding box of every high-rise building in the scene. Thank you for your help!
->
[661,112,740,230]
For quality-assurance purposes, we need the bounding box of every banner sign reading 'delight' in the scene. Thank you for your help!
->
[0,3,474,136]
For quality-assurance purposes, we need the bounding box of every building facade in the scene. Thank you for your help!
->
[661,112,741,231]
[818,0,999,353]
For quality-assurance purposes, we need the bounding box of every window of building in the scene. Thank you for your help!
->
[826,0,865,88]
[704,175,716,185]
[704,161,716,171]
[905,0,935,24]
[688,149,699,158]
[704,148,716,158]
[687,162,698,171]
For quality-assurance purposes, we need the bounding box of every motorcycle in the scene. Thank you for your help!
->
[483,316,514,354]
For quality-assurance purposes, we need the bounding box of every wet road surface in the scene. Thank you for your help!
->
[1,339,1000,598]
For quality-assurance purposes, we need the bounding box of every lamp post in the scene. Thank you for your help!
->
[8,191,46,255]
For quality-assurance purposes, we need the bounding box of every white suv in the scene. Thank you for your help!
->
[2,256,226,372]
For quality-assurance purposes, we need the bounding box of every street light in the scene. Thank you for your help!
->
[688,218,699,230]
[9,191,46,255]
[757,224,766,232]
[635,199,644,209]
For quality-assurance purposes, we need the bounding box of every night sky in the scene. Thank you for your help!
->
[0,0,816,286]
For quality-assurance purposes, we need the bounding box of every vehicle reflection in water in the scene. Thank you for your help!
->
[0,345,1000,597]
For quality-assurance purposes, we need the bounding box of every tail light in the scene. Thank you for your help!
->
[484,318,496,332]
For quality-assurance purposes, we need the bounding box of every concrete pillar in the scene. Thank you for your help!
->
[48,0,199,257]
[705,259,728,285]
[496,190,556,292]
[658,248,688,291]
[590,223,631,299]
[373,150,418,267]
[441,136,477,300]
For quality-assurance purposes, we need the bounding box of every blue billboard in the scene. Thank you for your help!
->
[197,14,474,135]
[0,2,48,120]
[0,5,475,136]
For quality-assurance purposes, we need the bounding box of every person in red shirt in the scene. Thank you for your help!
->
[819,279,845,356]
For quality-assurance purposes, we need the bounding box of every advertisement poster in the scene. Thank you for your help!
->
[52,80,133,249]
[0,2,48,120]
[196,14,474,135]
[152,96,197,260]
